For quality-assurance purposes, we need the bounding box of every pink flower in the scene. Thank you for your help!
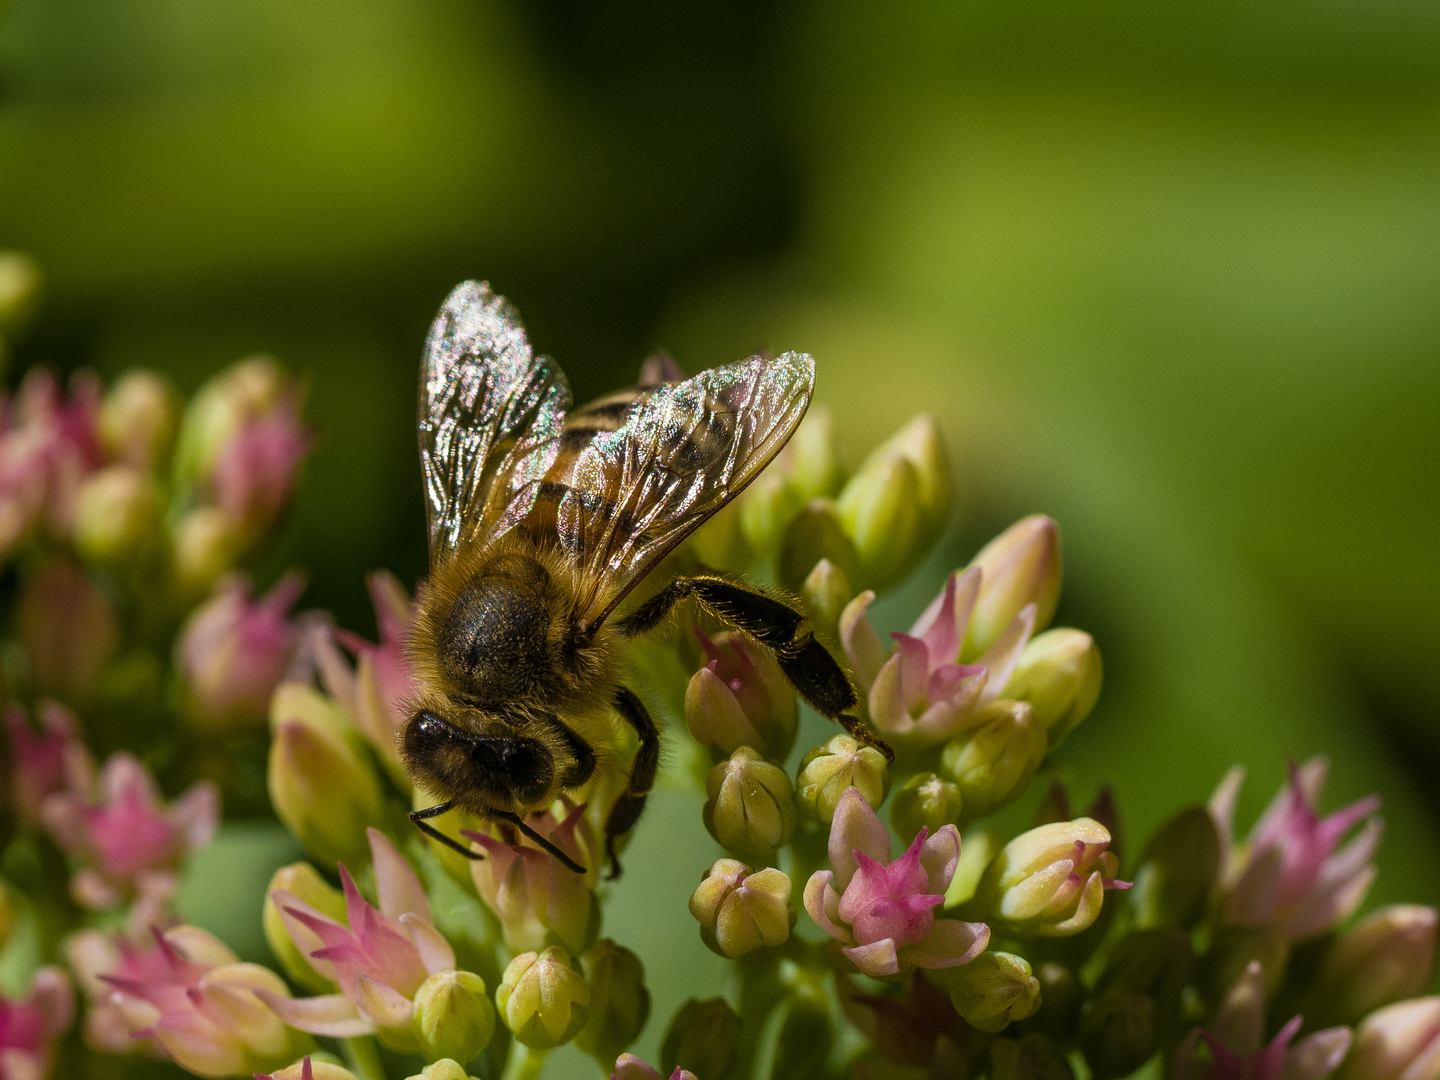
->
[95,924,309,1077]
[612,1055,697,1080]
[1174,963,1350,1080]
[4,700,91,826]
[259,828,458,1049]
[1211,758,1382,941]
[465,799,600,955]
[177,571,312,732]
[0,369,103,559]
[841,567,1034,752]
[0,966,74,1080]
[310,572,420,785]
[211,393,311,533]
[42,752,218,910]
[803,787,989,978]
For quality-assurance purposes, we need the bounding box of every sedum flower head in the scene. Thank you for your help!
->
[804,786,989,978]
[796,734,889,823]
[42,750,218,911]
[260,829,465,1056]
[685,629,797,763]
[464,798,600,955]
[495,946,590,1050]
[0,966,74,1080]
[978,817,1130,938]
[703,746,796,864]
[101,925,309,1078]
[1338,998,1440,1080]
[1211,758,1382,941]
[1175,963,1351,1080]
[689,859,793,959]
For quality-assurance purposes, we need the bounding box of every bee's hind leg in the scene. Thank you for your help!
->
[618,574,894,762]
[604,687,660,880]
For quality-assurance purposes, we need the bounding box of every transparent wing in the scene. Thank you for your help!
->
[418,281,572,564]
[526,352,815,628]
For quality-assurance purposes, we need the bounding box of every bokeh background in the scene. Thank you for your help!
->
[3,0,1439,1070]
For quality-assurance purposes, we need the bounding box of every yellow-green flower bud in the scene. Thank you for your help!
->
[964,516,1062,659]
[688,500,751,575]
[0,252,42,335]
[1004,629,1102,749]
[171,507,242,596]
[978,817,1125,938]
[413,970,495,1065]
[703,747,796,864]
[575,939,650,1068]
[1312,906,1438,1027]
[801,558,852,644]
[100,369,180,470]
[777,499,859,591]
[173,355,288,486]
[1339,998,1440,1080]
[783,404,846,502]
[992,1034,1076,1080]
[73,466,163,564]
[405,1061,478,1080]
[938,951,1041,1032]
[1129,806,1221,931]
[263,863,346,994]
[267,1058,361,1080]
[939,700,1047,823]
[881,414,951,543]
[739,473,805,559]
[795,734,889,824]
[267,683,386,868]
[685,631,797,763]
[688,859,793,959]
[661,998,741,1080]
[495,947,590,1050]
[836,451,922,592]
[890,772,962,846]
[1079,992,1157,1080]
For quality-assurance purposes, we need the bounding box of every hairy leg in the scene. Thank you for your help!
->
[604,686,661,880]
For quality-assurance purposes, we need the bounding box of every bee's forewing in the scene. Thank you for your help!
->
[418,281,572,564]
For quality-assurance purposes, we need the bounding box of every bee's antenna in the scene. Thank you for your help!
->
[493,809,588,875]
[410,803,486,862]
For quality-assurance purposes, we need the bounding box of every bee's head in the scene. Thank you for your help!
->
[401,709,554,812]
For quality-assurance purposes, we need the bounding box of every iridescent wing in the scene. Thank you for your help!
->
[523,352,815,629]
[418,281,572,564]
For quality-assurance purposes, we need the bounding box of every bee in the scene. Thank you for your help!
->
[402,281,890,877]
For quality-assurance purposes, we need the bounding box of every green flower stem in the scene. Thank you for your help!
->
[786,822,829,895]
[732,952,788,1078]
[499,1042,549,1080]
[341,1035,386,1080]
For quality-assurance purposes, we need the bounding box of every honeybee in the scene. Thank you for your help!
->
[403,281,888,877]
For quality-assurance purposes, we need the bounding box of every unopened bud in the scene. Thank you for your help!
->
[173,355,288,486]
[267,683,386,868]
[1314,906,1438,1027]
[413,969,495,1064]
[703,747,796,864]
[795,734,889,823]
[99,370,179,469]
[264,863,346,994]
[689,859,792,959]
[890,772,962,846]
[688,500,751,574]
[739,473,805,559]
[800,558,852,644]
[783,405,846,502]
[0,879,16,953]
[881,414,951,544]
[1204,926,1289,1002]
[575,939,650,1068]
[939,951,1041,1032]
[939,700,1047,824]
[1340,998,1440,1080]
[979,817,1126,938]
[0,252,42,334]
[495,947,590,1050]
[661,998,741,1080]
[171,507,241,595]
[685,631,797,763]
[777,498,859,591]
[1004,629,1102,748]
[836,450,922,592]
[965,516,1062,658]
[263,1058,361,1080]
[405,1063,477,1080]
[992,1034,1076,1080]
[1129,807,1221,931]
[73,465,162,564]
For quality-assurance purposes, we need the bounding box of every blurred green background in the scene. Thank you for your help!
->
[3,0,1439,1069]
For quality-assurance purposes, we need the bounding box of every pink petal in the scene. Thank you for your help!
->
[849,893,942,948]
[920,826,962,896]
[272,893,338,984]
[887,830,938,898]
[912,677,986,742]
[840,591,885,691]
[253,990,373,1037]
[1284,1028,1352,1080]
[910,571,961,666]
[975,604,1036,703]
[802,872,853,945]
[828,787,892,892]
[366,829,430,922]
[900,919,991,969]
[867,653,915,738]
[926,664,986,711]
[170,782,221,852]
[842,939,900,977]
[889,634,932,710]
[399,914,455,975]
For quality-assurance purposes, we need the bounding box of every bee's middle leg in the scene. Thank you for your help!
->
[618,574,893,761]
[604,686,660,880]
